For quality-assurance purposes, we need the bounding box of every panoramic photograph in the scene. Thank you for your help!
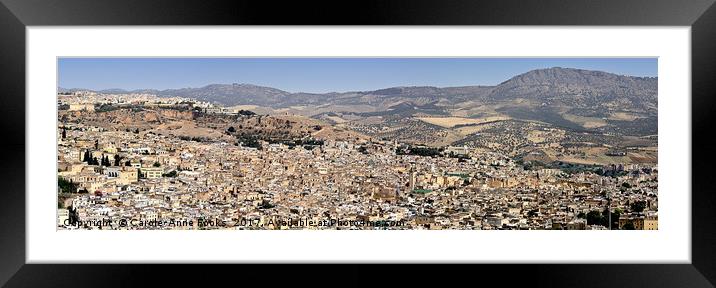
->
[56,58,658,230]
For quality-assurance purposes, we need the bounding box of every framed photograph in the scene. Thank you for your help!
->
[1,0,715,286]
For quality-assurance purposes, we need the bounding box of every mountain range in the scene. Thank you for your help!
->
[59,67,658,135]
[59,67,655,106]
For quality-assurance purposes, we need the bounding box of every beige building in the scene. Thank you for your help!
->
[119,168,139,185]
[140,167,163,179]
[68,104,95,112]
[619,216,658,230]
[643,217,658,230]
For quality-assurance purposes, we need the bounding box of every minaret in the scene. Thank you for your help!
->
[409,165,416,192]
[395,180,400,198]
[607,191,612,230]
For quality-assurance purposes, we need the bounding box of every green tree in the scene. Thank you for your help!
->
[58,176,78,193]
[527,209,539,217]
[153,162,161,167]
[601,208,620,229]
[83,150,91,163]
[622,222,636,230]
[586,210,603,226]
[630,201,647,213]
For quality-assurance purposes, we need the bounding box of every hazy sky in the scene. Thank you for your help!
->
[58,58,658,93]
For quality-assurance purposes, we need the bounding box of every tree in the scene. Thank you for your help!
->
[114,155,121,166]
[258,199,275,209]
[577,212,586,219]
[153,162,161,167]
[227,126,236,133]
[630,201,647,213]
[83,150,91,163]
[237,136,262,149]
[622,222,636,230]
[601,208,620,229]
[527,209,539,217]
[238,110,256,116]
[586,210,603,226]
[58,176,77,193]
[61,126,67,139]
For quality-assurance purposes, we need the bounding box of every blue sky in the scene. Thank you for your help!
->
[58,58,657,93]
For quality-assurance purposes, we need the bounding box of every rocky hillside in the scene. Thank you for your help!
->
[60,108,194,126]
[156,83,290,106]
[488,67,657,111]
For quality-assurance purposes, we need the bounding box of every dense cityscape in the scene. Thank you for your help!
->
[57,88,658,230]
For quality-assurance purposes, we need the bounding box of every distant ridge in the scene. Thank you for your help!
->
[58,67,656,108]
[59,67,658,136]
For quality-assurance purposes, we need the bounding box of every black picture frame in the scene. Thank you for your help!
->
[1,0,714,287]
